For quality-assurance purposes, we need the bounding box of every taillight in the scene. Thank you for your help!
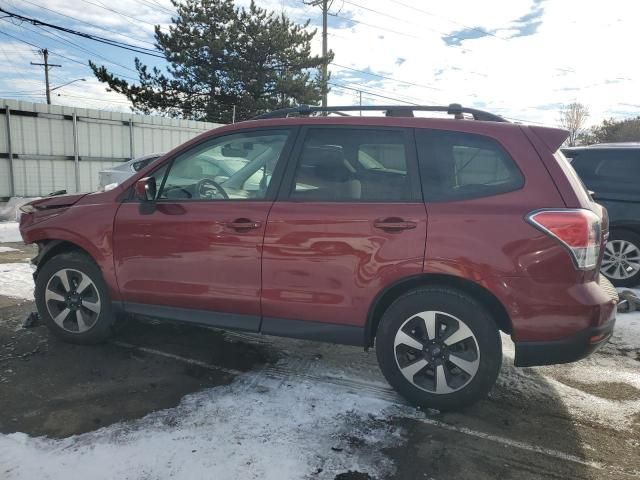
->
[526,209,601,270]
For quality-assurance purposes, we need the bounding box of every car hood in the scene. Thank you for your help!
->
[26,192,89,211]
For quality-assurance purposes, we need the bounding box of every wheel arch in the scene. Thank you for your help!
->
[34,240,97,277]
[365,273,512,347]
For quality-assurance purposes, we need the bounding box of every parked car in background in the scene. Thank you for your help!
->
[98,153,164,190]
[98,151,250,191]
[19,104,618,411]
[562,143,640,286]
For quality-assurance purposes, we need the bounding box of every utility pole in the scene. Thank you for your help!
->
[321,0,328,109]
[31,49,61,105]
[304,0,331,109]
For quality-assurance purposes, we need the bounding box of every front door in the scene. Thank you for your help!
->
[113,128,294,330]
[261,126,427,342]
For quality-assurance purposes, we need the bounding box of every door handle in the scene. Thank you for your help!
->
[226,218,262,231]
[373,218,417,232]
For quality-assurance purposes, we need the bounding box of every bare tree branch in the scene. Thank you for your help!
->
[560,102,590,146]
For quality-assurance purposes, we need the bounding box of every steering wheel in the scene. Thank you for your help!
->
[196,178,229,200]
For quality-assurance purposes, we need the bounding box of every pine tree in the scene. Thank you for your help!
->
[90,0,330,123]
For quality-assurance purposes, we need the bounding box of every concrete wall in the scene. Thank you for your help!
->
[0,99,223,197]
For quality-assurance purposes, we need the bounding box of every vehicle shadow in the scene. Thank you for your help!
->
[386,357,595,480]
[0,307,277,438]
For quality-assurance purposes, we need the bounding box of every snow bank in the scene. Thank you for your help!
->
[0,374,405,480]
[0,263,34,300]
[0,246,19,253]
[0,222,22,243]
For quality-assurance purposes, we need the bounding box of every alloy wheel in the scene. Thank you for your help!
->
[601,240,640,280]
[44,268,101,333]
[393,311,480,394]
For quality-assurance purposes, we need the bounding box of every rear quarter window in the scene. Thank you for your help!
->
[570,149,640,195]
[415,129,524,201]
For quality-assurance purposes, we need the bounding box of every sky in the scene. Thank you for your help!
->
[0,0,638,127]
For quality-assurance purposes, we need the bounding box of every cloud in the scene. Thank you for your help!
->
[0,0,638,127]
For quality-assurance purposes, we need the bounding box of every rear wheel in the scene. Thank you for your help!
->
[35,251,115,344]
[375,287,502,411]
[601,230,640,287]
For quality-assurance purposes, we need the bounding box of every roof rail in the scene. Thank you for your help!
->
[252,103,507,122]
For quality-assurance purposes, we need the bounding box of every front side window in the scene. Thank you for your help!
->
[156,130,290,200]
[415,129,523,201]
[289,128,414,202]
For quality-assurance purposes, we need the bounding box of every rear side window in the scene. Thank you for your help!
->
[289,128,417,202]
[593,151,640,179]
[571,149,640,194]
[415,129,523,201]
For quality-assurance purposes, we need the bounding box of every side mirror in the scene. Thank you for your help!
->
[135,177,157,201]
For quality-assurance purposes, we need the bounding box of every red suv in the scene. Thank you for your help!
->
[19,104,618,410]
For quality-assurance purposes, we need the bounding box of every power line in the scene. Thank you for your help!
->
[329,81,419,105]
[78,0,162,28]
[335,0,577,77]
[0,26,140,82]
[387,0,506,41]
[331,62,441,91]
[133,0,175,15]
[332,78,430,104]
[54,92,213,117]
[333,12,419,39]
[1,15,141,75]
[0,37,38,85]
[0,7,164,57]
[19,0,158,48]
[340,0,447,36]
[0,28,41,50]
[28,22,141,73]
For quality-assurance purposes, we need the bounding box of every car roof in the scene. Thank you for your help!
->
[564,143,640,151]
[130,152,165,162]
[218,115,528,137]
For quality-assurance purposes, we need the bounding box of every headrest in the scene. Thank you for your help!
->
[303,146,351,182]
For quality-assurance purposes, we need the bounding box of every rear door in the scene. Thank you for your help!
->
[261,126,427,342]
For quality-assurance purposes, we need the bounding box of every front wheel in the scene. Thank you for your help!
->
[35,251,115,344]
[375,287,502,411]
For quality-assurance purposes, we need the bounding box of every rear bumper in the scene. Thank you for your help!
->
[488,273,619,367]
[514,312,616,367]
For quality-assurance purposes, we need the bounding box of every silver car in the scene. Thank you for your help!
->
[98,153,250,191]
[98,153,164,190]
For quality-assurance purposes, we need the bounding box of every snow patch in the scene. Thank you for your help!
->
[0,263,34,300]
[0,246,19,253]
[0,374,405,480]
[612,310,640,350]
[0,222,22,243]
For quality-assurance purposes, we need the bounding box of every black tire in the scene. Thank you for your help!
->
[375,287,502,411]
[601,229,640,287]
[35,251,115,344]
